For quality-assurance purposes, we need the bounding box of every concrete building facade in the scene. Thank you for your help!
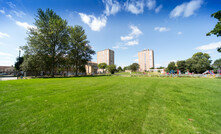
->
[85,61,98,75]
[138,49,154,72]
[0,66,15,75]
[97,49,114,65]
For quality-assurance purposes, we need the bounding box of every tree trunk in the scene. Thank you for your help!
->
[75,62,78,76]
[51,45,55,78]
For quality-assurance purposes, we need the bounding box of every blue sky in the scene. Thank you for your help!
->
[0,0,220,67]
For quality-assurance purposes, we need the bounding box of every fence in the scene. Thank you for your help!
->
[115,73,221,78]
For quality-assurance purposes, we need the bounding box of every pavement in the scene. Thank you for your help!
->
[0,77,18,81]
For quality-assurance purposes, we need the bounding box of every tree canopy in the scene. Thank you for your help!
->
[177,60,186,73]
[14,56,24,71]
[107,64,116,74]
[21,9,94,77]
[98,63,107,70]
[167,52,212,74]
[129,63,139,72]
[207,10,221,53]
[166,61,177,72]
[213,58,221,69]
[117,66,123,72]
[186,52,211,73]
[68,25,95,76]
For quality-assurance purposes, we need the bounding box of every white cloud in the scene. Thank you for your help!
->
[112,42,128,49]
[120,25,142,42]
[15,21,36,30]
[178,32,182,35]
[118,25,142,48]
[79,13,107,31]
[0,52,13,57]
[112,45,127,49]
[134,58,138,62]
[103,0,121,16]
[79,0,121,31]
[170,3,186,18]
[126,40,139,46]
[146,0,156,10]
[196,41,221,50]
[124,0,145,14]
[155,5,162,13]
[6,14,13,20]
[12,10,26,18]
[120,35,133,41]
[170,0,203,18]
[7,2,16,9]
[0,32,10,38]
[130,25,142,36]
[154,27,170,32]
[184,0,203,17]
[0,9,5,14]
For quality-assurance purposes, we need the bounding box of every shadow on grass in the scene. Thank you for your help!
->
[29,74,111,79]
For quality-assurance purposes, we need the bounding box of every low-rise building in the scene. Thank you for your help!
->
[0,66,15,74]
[85,61,98,75]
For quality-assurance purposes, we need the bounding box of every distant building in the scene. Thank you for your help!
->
[85,61,98,75]
[97,49,114,65]
[138,49,154,72]
[0,66,15,74]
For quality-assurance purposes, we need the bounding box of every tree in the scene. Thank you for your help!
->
[185,58,193,72]
[15,56,24,71]
[98,63,107,73]
[177,60,186,73]
[218,47,221,52]
[21,54,44,77]
[186,52,212,73]
[129,63,139,72]
[213,58,221,69]
[206,10,221,53]
[167,61,177,72]
[117,66,123,72]
[68,25,95,76]
[22,8,69,77]
[123,66,129,71]
[156,66,165,69]
[107,64,116,74]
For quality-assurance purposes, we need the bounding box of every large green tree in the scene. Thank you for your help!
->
[107,64,116,74]
[177,60,186,73]
[213,58,221,69]
[207,10,221,53]
[21,53,45,77]
[22,8,69,77]
[14,57,24,71]
[123,66,129,71]
[186,52,212,73]
[129,63,139,72]
[98,63,107,73]
[117,66,123,72]
[68,25,95,76]
[167,61,177,72]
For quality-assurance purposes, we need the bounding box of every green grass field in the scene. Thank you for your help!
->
[0,76,221,133]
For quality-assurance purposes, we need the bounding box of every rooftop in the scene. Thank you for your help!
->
[97,49,114,52]
[138,49,154,52]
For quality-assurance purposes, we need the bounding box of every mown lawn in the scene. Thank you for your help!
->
[0,76,221,133]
